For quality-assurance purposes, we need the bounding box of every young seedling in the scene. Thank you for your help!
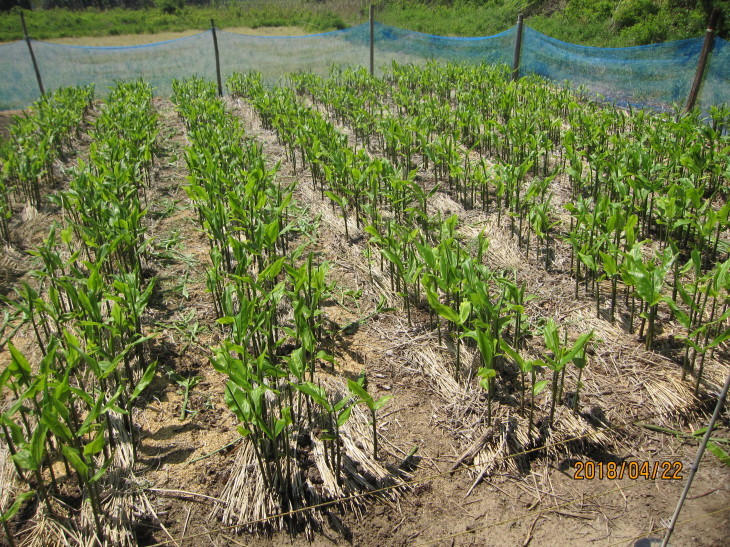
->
[348,373,392,460]
[542,319,594,426]
[166,368,201,420]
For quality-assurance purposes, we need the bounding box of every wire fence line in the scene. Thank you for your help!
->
[1,19,728,112]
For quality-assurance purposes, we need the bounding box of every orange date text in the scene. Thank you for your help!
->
[573,461,684,480]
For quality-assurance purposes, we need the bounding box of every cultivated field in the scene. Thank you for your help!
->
[0,64,728,546]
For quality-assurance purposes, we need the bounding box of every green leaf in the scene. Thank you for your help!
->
[263,220,280,248]
[0,490,35,522]
[500,340,526,370]
[577,252,596,271]
[216,316,235,325]
[83,425,107,457]
[30,424,47,471]
[458,301,472,325]
[478,367,497,379]
[11,447,36,471]
[337,405,353,427]
[316,350,335,363]
[543,319,560,354]
[324,191,343,207]
[8,342,31,375]
[533,380,550,396]
[225,384,251,423]
[274,418,287,439]
[373,395,392,411]
[41,405,72,444]
[287,348,304,380]
[363,224,381,239]
[708,328,730,349]
[259,256,285,281]
[468,327,496,369]
[90,450,115,483]
[78,394,105,437]
[664,296,690,328]
[60,225,73,246]
[129,361,157,402]
[561,331,594,366]
[347,379,374,409]
[707,442,730,467]
[87,266,102,293]
[572,348,588,369]
[294,382,330,410]
[600,252,618,277]
[2,416,25,446]
[62,445,88,478]
[426,291,460,324]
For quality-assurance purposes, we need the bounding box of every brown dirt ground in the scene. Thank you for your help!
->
[0,89,728,547]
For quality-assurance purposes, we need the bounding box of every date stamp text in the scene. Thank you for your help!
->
[573,461,684,480]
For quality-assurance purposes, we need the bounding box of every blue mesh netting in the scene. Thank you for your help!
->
[699,36,730,112]
[217,22,515,80]
[520,27,704,109]
[371,22,515,67]
[0,22,728,112]
[0,31,216,109]
[216,24,371,82]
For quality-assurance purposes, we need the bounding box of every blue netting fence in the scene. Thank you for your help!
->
[0,21,728,111]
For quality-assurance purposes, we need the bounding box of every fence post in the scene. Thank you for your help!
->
[20,11,44,97]
[660,369,730,547]
[369,4,374,77]
[512,14,524,82]
[211,19,223,97]
[685,8,721,112]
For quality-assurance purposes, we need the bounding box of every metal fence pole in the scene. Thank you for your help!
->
[211,19,223,97]
[20,11,44,97]
[661,369,730,547]
[512,14,524,82]
[685,8,721,112]
[369,4,374,77]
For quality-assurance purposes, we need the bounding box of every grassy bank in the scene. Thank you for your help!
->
[0,2,360,42]
[0,0,727,46]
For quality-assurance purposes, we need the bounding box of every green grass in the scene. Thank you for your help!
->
[0,4,352,42]
[0,0,727,45]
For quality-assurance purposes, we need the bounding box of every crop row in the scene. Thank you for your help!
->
[1,81,157,545]
[171,76,397,531]
[0,85,94,240]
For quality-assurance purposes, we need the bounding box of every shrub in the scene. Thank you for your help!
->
[612,0,660,30]
[157,0,183,16]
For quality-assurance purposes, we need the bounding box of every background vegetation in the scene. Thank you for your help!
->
[381,0,729,46]
[0,0,727,46]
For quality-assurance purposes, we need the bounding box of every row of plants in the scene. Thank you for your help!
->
[172,77,393,528]
[1,81,158,545]
[0,85,94,241]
